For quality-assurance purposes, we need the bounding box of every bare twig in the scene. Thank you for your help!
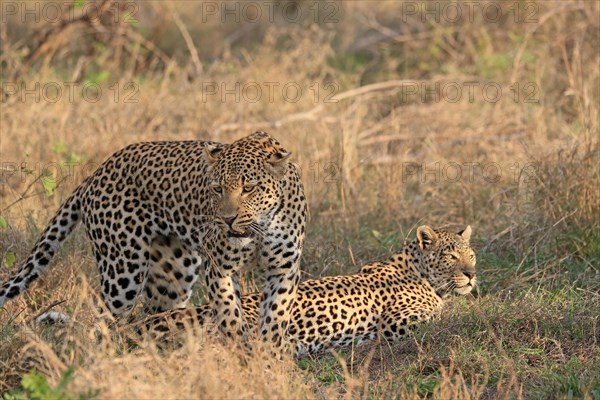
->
[225,24,260,46]
[119,27,171,67]
[515,208,579,272]
[30,300,67,324]
[354,12,440,51]
[482,224,517,252]
[0,173,44,214]
[170,8,203,75]
[511,3,586,83]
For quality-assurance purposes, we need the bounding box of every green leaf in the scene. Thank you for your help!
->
[85,70,109,85]
[21,370,51,398]
[4,251,16,268]
[74,0,85,9]
[41,175,57,197]
[65,152,85,164]
[2,392,26,400]
[51,142,67,155]
[3,369,82,400]
[95,70,109,84]
[0,216,7,229]
[297,359,311,370]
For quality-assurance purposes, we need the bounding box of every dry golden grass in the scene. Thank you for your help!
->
[1,1,599,398]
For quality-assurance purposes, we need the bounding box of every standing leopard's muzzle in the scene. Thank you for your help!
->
[216,214,256,238]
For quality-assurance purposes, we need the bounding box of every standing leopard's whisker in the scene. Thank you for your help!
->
[248,222,268,240]
[189,220,218,236]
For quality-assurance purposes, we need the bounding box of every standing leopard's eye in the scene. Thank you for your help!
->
[242,182,257,195]
[447,254,459,261]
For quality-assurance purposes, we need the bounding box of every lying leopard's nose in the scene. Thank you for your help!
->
[463,271,476,279]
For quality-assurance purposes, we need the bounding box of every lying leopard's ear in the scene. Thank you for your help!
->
[417,225,438,251]
[204,143,225,164]
[268,151,292,177]
[458,225,472,242]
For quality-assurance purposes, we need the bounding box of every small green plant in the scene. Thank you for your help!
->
[3,368,97,400]
[3,251,16,269]
[298,354,346,384]
[0,215,16,268]
[40,172,57,197]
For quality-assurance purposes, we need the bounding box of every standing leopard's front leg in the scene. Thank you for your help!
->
[258,210,306,345]
[198,132,308,346]
[259,249,301,345]
[203,233,256,340]
[205,263,246,339]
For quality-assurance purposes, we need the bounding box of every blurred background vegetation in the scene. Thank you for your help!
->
[0,1,598,398]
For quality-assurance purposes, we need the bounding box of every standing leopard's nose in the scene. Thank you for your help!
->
[222,215,237,227]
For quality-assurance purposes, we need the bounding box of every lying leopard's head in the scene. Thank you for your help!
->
[416,225,477,298]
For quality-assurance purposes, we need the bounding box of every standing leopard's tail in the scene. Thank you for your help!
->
[0,183,86,307]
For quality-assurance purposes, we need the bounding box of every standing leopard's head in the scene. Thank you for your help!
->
[416,225,477,298]
[204,131,293,238]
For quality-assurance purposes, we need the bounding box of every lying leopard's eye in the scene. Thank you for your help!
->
[211,184,222,194]
[447,254,459,261]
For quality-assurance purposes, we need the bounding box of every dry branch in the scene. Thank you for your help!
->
[5,0,172,85]
[12,0,115,81]
[170,8,203,75]
[212,80,424,136]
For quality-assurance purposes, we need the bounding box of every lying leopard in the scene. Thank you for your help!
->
[0,132,308,342]
[149,225,476,356]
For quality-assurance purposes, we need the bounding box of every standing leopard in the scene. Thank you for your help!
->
[149,225,476,356]
[0,131,308,342]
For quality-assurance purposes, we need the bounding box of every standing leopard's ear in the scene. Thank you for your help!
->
[417,225,438,251]
[458,225,472,242]
[268,151,292,177]
[204,143,225,165]
[252,130,270,138]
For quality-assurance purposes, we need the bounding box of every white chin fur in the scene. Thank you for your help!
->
[454,285,473,295]
[229,236,253,247]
